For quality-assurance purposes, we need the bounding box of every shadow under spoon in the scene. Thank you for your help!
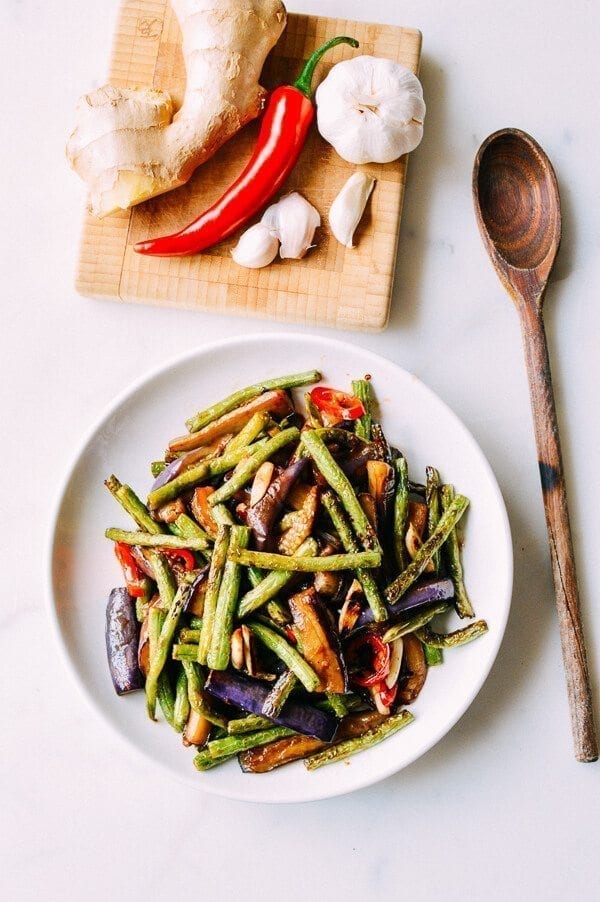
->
[472,127,597,763]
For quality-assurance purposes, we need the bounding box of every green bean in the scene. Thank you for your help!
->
[157,670,176,728]
[151,461,166,478]
[207,526,251,670]
[262,670,298,718]
[146,441,265,509]
[326,693,349,717]
[151,551,177,611]
[173,668,190,732]
[170,513,212,544]
[304,391,323,428]
[231,548,381,572]
[227,714,274,735]
[381,601,451,643]
[440,484,475,618]
[179,628,202,643]
[265,600,292,626]
[301,429,381,553]
[145,582,192,720]
[207,726,296,759]
[104,528,209,552]
[172,643,199,660]
[385,494,470,603]
[197,525,230,665]
[304,710,414,770]
[134,577,153,622]
[321,490,387,622]
[104,475,164,534]
[211,504,236,527]
[416,620,489,648]
[224,411,270,454]
[207,428,300,506]
[237,538,318,617]
[247,620,320,692]
[193,749,235,770]
[425,466,441,574]
[181,660,228,728]
[392,457,409,573]
[189,616,203,630]
[423,643,444,666]
[352,378,373,442]
[185,370,321,433]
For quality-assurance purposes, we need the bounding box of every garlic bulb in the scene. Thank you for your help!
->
[261,192,320,259]
[231,222,279,268]
[329,172,375,248]
[315,56,425,164]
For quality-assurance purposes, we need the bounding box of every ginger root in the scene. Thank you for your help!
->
[66,0,287,218]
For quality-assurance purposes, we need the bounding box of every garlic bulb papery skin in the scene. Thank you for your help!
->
[315,56,425,165]
[329,172,375,248]
[231,223,279,268]
[261,192,321,259]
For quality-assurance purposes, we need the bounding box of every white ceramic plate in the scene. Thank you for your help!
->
[47,333,512,802]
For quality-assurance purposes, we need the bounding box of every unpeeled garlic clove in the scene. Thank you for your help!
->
[329,171,376,248]
[261,192,320,259]
[231,222,279,268]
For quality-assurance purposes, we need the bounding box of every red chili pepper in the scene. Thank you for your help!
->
[310,386,365,422]
[162,548,196,571]
[377,680,398,709]
[346,633,391,687]
[134,35,359,258]
[114,542,146,597]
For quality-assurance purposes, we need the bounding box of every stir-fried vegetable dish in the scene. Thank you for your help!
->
[104,371,488,773]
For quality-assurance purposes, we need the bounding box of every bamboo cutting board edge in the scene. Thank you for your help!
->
[74,3,422,332]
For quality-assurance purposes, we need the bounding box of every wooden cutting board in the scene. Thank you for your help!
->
[75,1,422,331]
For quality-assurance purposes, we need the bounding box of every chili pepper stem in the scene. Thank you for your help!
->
[294,36,359,99]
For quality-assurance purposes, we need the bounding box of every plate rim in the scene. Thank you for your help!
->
[45,331,513,803]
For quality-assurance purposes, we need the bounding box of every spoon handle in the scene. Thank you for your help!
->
[519,303,597,762]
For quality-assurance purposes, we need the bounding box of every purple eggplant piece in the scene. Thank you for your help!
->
[205,669,339,741]
[105,588,144,695]
[356,576,455,629]
[339,445,379,478]
[246,457,307,550]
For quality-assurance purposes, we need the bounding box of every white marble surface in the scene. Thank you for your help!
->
[2,0,599,898]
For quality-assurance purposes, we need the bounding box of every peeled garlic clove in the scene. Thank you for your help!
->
[329,172,375,248]
[231,222,279,268]
[261,192,320,259]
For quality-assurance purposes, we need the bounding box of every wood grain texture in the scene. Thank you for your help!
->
[74,1,422,331]
[473,128,598,763]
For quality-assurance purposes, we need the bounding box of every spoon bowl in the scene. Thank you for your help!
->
[473,128,561,304]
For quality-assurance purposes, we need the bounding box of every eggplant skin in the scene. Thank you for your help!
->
[105,588,144,695]
[356,576,454,629]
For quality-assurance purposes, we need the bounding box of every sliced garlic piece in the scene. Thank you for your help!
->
[329,172,375,248]
[249,460,275,507]
[231,222,279,269]
[261,192,320,259]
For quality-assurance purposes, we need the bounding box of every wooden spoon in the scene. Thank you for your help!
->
[473,127,597,762]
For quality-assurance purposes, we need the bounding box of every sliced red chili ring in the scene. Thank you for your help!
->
[346,633,391,687]
[162,548,196,571]
[114,542,147,597]
[378,680,398,708]
[310,386,365,422]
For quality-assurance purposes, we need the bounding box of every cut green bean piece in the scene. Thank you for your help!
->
[441,484,475,618]
[151,461,166,478]
[262,670,298,719]
[197,525,230,665]
[172,643,199,660]
[231,548,381,572]
[211,503,236,527]
[304,391,323,428]
[105,475,164,534]
[416,620,489,648]
[185,370,321,433]
[227,714,274,735]
[381,601,451,644]
[208,428,300,506]
[173,668,190,732]
[157,670,176,728]
[170,513,212,544]
[237,538,318,617]
[189,616,203,630]
[207,726,296,759]
[301,429,381,553]
[193,749,235,770]
[352,379,373,443]
[304,710,414,770]
[426,466,441,574]
[393,457,409,572]
[179,628,202,643]
[105,528,209,552]
[145,582,192,720]
[151,551,177,612]
[423,643,444,666]
[385,494,470,603]
[224,411,270,454]
[248,620,320,692]
[182,660,228,728]
[207,526,251,670]
[321,490,387,622]
[326,692,349,717]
